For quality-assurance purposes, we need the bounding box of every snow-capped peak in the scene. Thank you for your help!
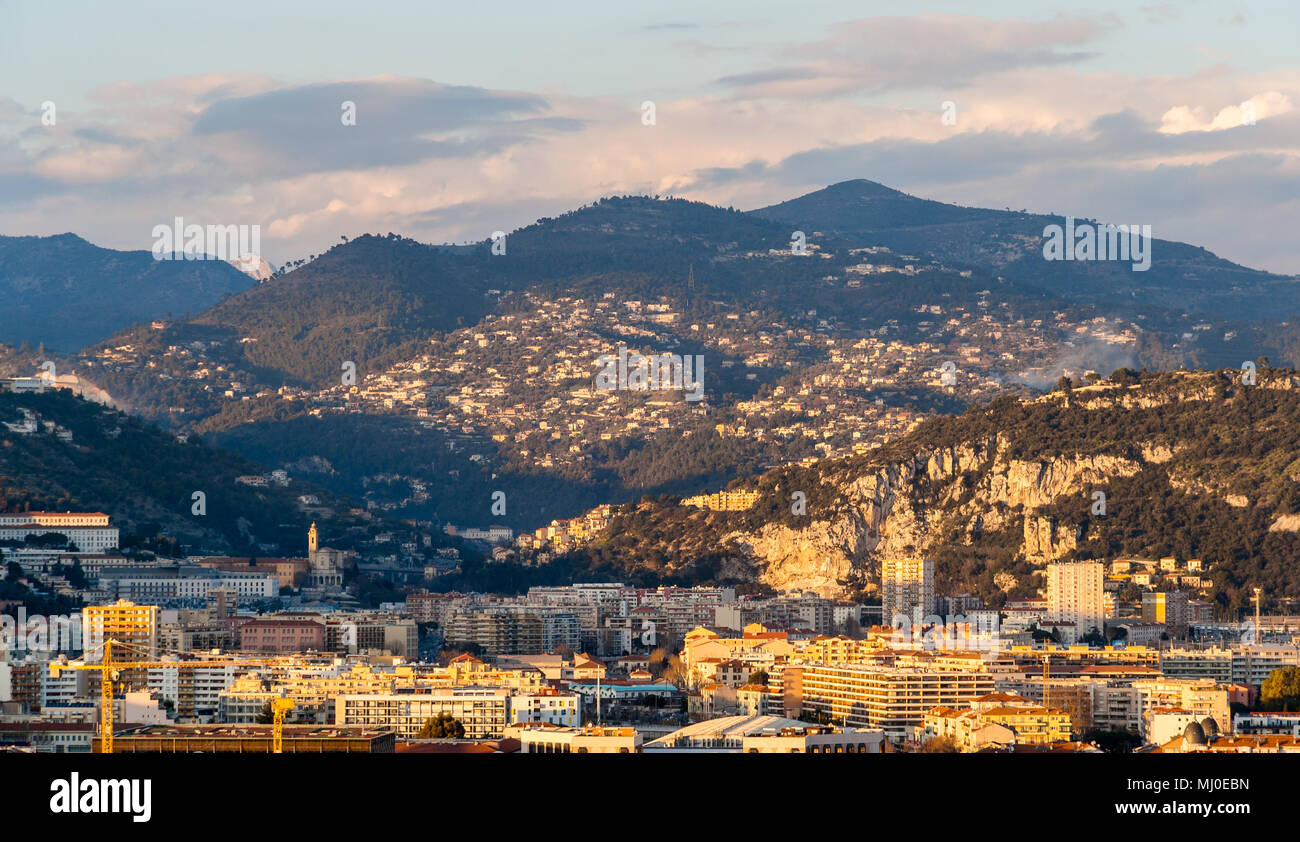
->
[229,252,275,282]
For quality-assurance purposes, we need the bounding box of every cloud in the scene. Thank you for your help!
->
[713,14,1122,99]
[1159,91,1294,133]
[190,77,582,177]
[1,17,1298,275]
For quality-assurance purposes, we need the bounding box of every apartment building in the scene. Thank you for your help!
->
[98,565,278,601]
[1142,591,1190,636]
[444,607,581,655]
[792,661,995,743]
[924,695,1072,750]
[680,490,760,512]
[147,664,240,721]
[79,600,159,691]
[239,617,327,653]
[881,558,935,623]
[335,687,581,739]
[336,689,514,738]
[0,511,119,553]
[81,600,157,661]
[1133,678,1232,736]
[191,556,310,589]
[1046,561,1105,643]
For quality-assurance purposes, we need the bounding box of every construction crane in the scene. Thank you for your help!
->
[50,639,292,754]
[271,698,295,754]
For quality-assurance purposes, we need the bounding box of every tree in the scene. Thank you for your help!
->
[1029,625,1059,643]
[1260,666,1300,711]
[1083,729,1142,753]
[1109,368,1140,386]
[416,712,465,738]
[748,670,769,686]
[916,737,960,753]
[255,702,275,724]
[662,655,690,688]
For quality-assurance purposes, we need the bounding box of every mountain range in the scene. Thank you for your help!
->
[4,179,1300,606]
[0,233,256,353]
[569,367,1300,616]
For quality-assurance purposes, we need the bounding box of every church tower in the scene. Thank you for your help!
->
[308,522,318,554]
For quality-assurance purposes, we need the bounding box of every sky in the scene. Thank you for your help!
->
[1,0,1298,272]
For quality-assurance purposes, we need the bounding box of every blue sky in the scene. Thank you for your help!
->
[2,0,1298,271]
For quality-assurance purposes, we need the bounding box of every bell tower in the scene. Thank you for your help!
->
[308,522,319,554]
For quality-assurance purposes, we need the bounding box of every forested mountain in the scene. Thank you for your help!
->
[753,179,1299,325]
[0,388,431,558]
[18,182,1300,556]
[568,367,1300,618]
[0,233,254,353]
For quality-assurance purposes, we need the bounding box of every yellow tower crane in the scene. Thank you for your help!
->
[271,698,295,754]
[51,639,294,754]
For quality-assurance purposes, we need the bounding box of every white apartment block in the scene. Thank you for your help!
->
[0,510,119,553]
[508,691,581,727]
[1160,646,1300,686]
[148,665,240,720]
[98,567,278,601]
[335,688,513,738]
[1046,561,1105,643]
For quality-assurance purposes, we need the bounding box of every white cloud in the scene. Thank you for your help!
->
[1159,91,1294,133]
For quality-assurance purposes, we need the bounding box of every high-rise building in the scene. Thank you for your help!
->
[881,558,934,623]
[1142,591,1190,636]
[81,600,159,689]
[1046,561,1105,643]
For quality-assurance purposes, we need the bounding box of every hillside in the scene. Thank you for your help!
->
[71,194,1070,396]
[570,367,1300,618]
[0,388,421,558]
[0,233,254,353]
[30,183,1300,543]
[752,179,1300,327]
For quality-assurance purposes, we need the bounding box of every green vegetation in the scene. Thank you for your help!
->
[559,368,1300,612]
[0,389,441,559]
[415,713,465,739]
[0,233,252,353]
[1260,666,1300,712]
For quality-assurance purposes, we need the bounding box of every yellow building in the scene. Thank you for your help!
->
[795,635,883,665]
[923,694,1072,751]
[80,600,159,689]
[682,625,795,679]
[795,661,996,743]
[980,706,1072,745]
[681,490,760,512]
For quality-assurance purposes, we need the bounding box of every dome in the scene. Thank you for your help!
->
[1201,718,1219,738]
[1183,721,1207,745]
